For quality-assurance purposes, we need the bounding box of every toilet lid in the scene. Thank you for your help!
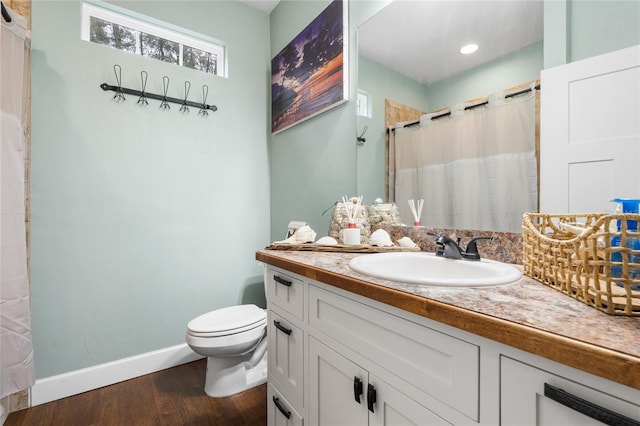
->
[187,304,266,336]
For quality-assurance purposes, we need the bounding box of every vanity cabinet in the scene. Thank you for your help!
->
[264,264,640,426]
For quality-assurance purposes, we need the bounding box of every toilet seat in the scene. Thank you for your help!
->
[187,304,266,338]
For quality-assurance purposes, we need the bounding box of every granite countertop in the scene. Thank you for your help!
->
[256,249,640,390]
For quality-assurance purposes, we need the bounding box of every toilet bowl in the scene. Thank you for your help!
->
[186,304,267,398]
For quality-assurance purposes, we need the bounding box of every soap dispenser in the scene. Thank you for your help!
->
[610,198,640,289]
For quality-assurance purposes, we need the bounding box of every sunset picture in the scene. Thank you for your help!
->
[271,0,347,134]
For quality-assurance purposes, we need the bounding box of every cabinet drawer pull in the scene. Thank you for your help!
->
[273,275,292,287]
[353,376,363,404]
[544,383,640,426]
[272,396,291,419]
[273,320,292,335]
[367,383,377,413]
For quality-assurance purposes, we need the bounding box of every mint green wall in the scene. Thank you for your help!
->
[30,1,270,378]
[427,42,543,111]
[544,0,640,67]
[269,0,389,240]
[570,0,640,62]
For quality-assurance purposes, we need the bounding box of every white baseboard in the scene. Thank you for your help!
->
[31,343,203,407]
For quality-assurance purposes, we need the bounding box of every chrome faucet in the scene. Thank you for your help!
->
[431,234,496,261]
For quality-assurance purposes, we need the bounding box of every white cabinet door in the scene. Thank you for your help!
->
[369,375,451,426]
[269,310,304,410]
[309,284,480,421]
[501,356,640,425]
[309,336,369,426]
[540,44,640,213]
[309,336,449,426]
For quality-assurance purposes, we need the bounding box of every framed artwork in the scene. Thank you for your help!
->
[271,0,348,134]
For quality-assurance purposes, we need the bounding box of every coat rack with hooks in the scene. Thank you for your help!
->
[100,65,218,116]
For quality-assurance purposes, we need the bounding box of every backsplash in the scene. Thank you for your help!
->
[373,224,523,265]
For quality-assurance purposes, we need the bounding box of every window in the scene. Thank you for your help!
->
[81,2,225,77]
[357,90,372,118]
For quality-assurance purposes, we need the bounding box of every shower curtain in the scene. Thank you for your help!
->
[1,5,35,399]
[390,83,538,232]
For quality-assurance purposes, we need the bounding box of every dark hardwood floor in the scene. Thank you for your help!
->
[5,359,267,426]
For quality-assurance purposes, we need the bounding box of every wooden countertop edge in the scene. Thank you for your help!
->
[256,251,640,390]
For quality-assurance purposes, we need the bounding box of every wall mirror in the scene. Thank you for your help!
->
[356,0,543,232]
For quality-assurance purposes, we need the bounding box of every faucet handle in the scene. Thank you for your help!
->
[463,237,497,261]
[427,232,445,255]
[433,235,463,259]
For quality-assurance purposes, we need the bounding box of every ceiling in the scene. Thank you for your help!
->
[358,0,544,85]
[239,0,280,13]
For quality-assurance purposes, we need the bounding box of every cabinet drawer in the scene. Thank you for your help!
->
[268,310,304,410]
[501,356,640,425]
[268,383,303,426]
[309,284,480,422]
[267,268,304,321]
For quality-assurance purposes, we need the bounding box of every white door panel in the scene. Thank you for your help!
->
[540,45,640,213]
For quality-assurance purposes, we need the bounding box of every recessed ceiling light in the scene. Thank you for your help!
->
[460,44,479,55]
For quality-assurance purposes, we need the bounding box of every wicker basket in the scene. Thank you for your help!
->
[522,212,640,316]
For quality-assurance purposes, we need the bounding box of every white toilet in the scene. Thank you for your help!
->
[186,304,267,397]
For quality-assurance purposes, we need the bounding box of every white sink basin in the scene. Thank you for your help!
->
[349,252,522,287]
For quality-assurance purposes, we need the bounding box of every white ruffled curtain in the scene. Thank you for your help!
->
[390,83,538,232]
[1,5,35,399]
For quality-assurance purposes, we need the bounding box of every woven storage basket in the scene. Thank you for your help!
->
[522,212,640,316]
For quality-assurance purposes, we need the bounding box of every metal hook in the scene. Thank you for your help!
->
[113,64,125,102]
[321,201,339,216]
[137,71,148,106]
[159,75,171,110]
[180,81,191,113]
[357,125,368,146]
[198,85,209,117]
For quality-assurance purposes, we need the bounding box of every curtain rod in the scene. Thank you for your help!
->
[464,100,488,111]
[1,1,12,23]
[386,119,419,133]
[505,84,541,99]
[387,84,541,132]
